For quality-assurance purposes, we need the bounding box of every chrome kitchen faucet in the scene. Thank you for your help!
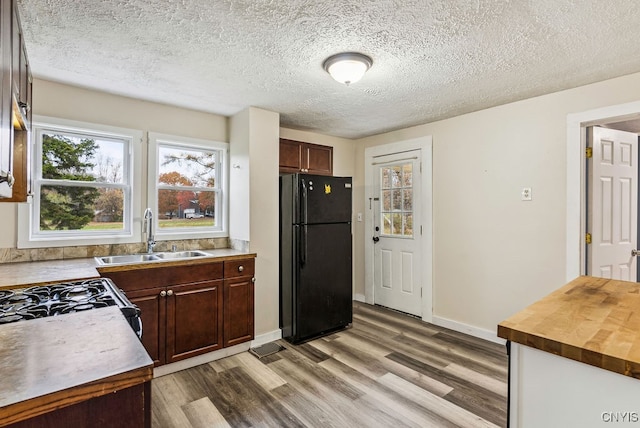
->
[143,208,156,254]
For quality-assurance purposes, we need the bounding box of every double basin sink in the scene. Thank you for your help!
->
[96,250,210,266]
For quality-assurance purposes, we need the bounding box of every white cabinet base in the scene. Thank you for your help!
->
[510,343,640,427]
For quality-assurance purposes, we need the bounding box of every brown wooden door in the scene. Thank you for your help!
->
[223,275,255,347]
[223,259,255,347]
[279,138,304,173]
[165,280,223,364]
[126,286,165,366]
[304,143,333,176]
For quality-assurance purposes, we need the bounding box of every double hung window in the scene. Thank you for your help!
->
[20,117,139,247]
[149,133,228,239]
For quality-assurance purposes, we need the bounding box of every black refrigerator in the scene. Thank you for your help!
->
[280,173,353,344]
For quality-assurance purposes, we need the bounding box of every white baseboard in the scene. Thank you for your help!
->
[154,329,283,378]
[154,342,251,377]
[432,315,505,345]
[353,293,365,303]
[250,329,282,347]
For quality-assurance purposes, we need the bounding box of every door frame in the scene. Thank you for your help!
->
[566,101,640,281]
[364,136,433,322]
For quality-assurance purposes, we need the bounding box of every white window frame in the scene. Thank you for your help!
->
[18,116,143,248]
[148,132,229,240]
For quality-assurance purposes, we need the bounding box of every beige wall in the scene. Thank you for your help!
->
[354,71,640,333]
[0,79,228,249]
[7,71,640,340]
[240,107,280,337]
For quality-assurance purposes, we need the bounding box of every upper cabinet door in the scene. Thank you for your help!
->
[279,138,304,173]
[304,143,333,176]
[0,1,13,198]
[279,138,333,176]
[1,0,32,202]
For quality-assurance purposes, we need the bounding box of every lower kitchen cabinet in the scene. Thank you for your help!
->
[126,281,223,366]
[8,382,151,428]
[125,286,164,365]
[223,259,255,347]
[101,257,255,367]
[167,280,223,363]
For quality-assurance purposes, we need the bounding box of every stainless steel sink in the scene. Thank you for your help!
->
[97,254,161,265]
[95,250,209,265]
[155,250,209,260]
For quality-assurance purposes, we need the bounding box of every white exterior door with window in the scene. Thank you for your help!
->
[372,150,422,316]
[587,126,638,280]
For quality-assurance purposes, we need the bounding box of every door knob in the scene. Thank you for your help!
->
[632,249,640,257]
[373,236,380,243]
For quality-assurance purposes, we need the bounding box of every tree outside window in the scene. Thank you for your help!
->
[37,130,129,233]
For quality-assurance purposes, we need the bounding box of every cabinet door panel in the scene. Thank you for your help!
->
[279,138,303,173]
[224,276,254,347]
[126,287,165,366]
[304,143,333,176]
[166,280,223,363]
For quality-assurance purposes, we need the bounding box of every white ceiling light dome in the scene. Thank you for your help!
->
[323,52,373,86]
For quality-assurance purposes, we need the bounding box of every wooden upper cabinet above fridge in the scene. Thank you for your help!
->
[279,138,333,176]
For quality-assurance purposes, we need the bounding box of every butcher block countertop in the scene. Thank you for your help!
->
[0,307,153,426]
[498,276,640,379]
[0,248,256,288]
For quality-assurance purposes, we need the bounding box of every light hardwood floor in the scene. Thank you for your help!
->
[152,301,508,428]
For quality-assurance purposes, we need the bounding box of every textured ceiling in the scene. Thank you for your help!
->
[16,0,640,139]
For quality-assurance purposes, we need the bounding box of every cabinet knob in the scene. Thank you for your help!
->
[160,290,167,297]
[251,277,256,283]
[238,265,244,272]
[167,289,174,296]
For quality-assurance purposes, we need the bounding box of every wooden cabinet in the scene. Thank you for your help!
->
[0,0,32,201]
[167,280,223,363]
[101,257,255,367]
[223,259,255,347]
[279,138,333,176]
[9,382,151,428]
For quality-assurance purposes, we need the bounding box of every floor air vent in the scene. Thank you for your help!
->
[249,342,285,359]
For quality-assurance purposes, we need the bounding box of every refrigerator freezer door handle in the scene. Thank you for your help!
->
[301,178,308,225]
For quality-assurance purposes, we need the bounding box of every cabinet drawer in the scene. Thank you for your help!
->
[224,259,255,279]
[103,262,223,291]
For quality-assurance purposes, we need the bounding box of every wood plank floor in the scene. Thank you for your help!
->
[151,301,508,428]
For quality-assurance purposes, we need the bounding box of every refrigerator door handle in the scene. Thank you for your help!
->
[300,178,308,225]
[301,225,307,265]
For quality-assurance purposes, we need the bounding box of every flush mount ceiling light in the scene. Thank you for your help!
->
[323,52,373,86]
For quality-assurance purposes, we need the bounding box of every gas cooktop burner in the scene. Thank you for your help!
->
[0,278,142,338]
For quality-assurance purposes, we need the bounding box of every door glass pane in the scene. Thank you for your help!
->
[392,189,402,210]
[403,189,412,211]
[382,190,391,211]
[379,162,414,238]
[391,166,401,188]
[383,213,392,234]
